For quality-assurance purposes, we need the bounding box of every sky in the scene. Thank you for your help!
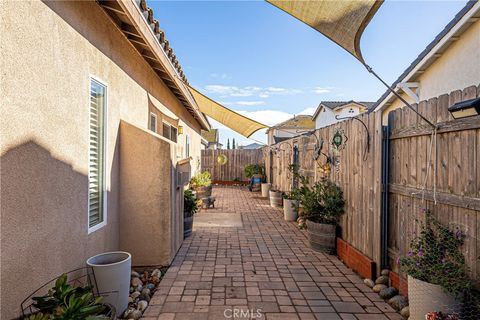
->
[150,0,468,146]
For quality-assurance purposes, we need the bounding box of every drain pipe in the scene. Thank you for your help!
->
[380,113,393,270]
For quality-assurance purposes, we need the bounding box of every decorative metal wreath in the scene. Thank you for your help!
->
[217,154,228,165]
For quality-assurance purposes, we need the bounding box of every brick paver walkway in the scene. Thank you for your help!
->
[142,186,401,320]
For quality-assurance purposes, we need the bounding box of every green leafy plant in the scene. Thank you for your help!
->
[399,211,471,296]
[184,189,198,218]
[296,176,344,225]
[190,171,212,188]
[28,274,108,320]
[244,164,264,179]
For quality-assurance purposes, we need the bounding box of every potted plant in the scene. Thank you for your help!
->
[399,211,471,319]
[184,189,198,238]
[23,273,116,319]
[244,164,265,192]
[297,176,344,254]
[282,191,299,221]
[190,171,212,198]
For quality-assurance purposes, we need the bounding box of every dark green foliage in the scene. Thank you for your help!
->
[29,274,107,320]
[400,212,471,296]
[244,164,264,179]
[184,189,198,218]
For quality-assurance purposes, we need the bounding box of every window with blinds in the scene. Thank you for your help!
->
[185,134,190,157]
[162,121,178,143]
[88,79,106,230]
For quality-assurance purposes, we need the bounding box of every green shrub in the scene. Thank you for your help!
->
[297,176,344,225]
[399,211,471,296]
[244,164,264,178]
[184,189,198,218]
[190,171,212,188]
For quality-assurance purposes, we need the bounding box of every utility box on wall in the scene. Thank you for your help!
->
[119,121,174,266]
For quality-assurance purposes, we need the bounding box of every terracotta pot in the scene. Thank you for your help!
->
[283,199,298,221]
[269,190,283,208]
[306,220,336,254]
[408,275,461,319]
[184,215,194,238]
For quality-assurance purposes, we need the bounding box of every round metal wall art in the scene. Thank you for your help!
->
[217,154,228,165]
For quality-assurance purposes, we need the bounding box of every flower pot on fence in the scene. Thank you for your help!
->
[87,251,131,314]
[269,190,283,208]
[192,185,212,199]
[283,199,298,221]
[261,183,271,197]
[184,215,194,238]
[306,220,336,254]
[408,275,461,319]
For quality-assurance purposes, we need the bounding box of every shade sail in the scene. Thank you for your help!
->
[186,85,268,138]
[266,0,383,62]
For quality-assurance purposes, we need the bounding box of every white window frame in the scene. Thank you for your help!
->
[149,112,157,133]
[88,76,108,234]
[185,134,190,158]
[162,120,178,143]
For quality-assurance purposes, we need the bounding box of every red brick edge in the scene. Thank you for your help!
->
[389,271,408,297]
[213,180,249,186]
[336,238,376,280]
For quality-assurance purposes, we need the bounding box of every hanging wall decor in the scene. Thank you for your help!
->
[217,154,228,165]
[331,128,348,151]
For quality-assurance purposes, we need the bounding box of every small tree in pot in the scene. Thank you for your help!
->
[244,164,265,192]
[184,189,198,238]
[190,171,212,198]
[297,176,344,254]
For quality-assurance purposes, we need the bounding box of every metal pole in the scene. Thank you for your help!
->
[363,64,437,129]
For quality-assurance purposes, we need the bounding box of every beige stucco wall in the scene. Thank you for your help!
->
[0,1,203,318]
[119,122,173,266]
[381,19,480,123]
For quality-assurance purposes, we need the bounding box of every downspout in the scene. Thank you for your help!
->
[380,113,393,270]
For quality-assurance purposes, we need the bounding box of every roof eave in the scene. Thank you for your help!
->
[373,1,480,113]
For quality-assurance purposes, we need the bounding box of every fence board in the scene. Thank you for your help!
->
[201,149,264,182]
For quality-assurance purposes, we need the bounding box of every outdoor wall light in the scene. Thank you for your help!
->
[178,125,184,134]
[448,97,480,119]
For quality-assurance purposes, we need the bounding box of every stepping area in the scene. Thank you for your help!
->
[142,186,402,320]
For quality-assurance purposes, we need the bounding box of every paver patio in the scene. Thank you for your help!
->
[142,186,402,320]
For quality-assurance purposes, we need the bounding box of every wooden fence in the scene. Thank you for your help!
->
[265,84,480,283]
[201,149,264,182]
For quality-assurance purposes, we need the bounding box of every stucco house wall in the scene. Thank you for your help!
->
[0,1,204,318]
[381,18,480,123]
[314,103,365,129]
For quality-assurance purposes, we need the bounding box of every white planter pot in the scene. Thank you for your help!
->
[408,275,460,319]
[283,199,298,221]
[87,251,132,314]
[261,183,271,197]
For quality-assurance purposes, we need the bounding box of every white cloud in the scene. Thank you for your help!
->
[313,86,333,94]
[210,73,230,79]
[298,107,317,116]
[235,101,265,106]
[237,110,293,127]
[203,85,302,99]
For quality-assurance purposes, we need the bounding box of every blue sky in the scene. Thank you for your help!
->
[150,0,468,146]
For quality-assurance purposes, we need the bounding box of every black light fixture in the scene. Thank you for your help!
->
[448,97,480,119]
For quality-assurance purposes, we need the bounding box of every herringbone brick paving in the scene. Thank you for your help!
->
[142,186,402,320]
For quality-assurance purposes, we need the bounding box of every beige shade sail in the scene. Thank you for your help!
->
[186,85,268,138]
[266,0,383,62]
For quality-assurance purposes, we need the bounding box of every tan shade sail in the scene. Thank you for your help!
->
[186,85,268,138]
[267,0,383,62]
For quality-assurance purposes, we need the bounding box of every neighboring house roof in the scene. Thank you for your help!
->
[273,136,291,144]
[312,101,374,119]
[268,115,315,132]
[98,0,210,130]
[372,0,480,112]
[201,129,219,143]
[242,143,263,150]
